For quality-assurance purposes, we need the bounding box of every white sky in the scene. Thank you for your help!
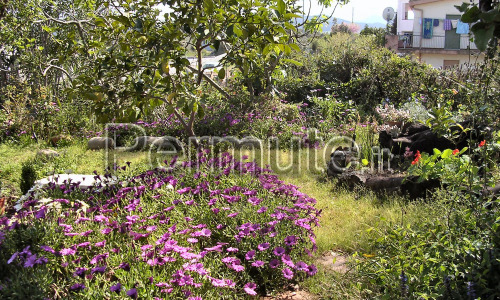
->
[159,0,399,24]
[303,0,399,24]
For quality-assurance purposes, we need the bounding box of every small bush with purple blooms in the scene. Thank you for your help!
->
[0,150,320,299]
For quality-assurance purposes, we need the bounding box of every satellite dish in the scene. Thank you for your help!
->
[382,7,395,22]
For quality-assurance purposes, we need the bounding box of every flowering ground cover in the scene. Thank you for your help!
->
[0,150,321,299]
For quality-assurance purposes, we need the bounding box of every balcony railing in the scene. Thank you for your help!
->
[397,34,478,51]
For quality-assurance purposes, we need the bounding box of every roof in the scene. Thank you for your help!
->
[409,0,443,8]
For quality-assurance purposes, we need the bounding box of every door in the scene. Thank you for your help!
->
[445,14,461,50]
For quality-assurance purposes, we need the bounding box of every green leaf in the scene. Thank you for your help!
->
[460,5,480,23]
[277,0,286,15]
[204,0,214,14]
[109,15,131,27]
[289,43,301,51]
[197,104,205,118]
[282,58,303,66]
[433,148,442,156]
[218,68,225,79]
[94,17,106,27]
[472,24,495,51]
[167,92,177,103]
[161,62,170,75]
[441,149,453,159]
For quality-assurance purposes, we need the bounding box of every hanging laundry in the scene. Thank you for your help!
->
[443,19,452,30]
[456,20,469,34]
[451,19,458,28]
[433,19,440,27]
[423,18,433,39]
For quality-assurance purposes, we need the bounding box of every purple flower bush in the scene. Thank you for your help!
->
[0,150,320,299]
[87,94,360,150]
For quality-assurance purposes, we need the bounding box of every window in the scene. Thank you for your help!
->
[443,60,459,69]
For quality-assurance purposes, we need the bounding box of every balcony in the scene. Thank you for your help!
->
[397,34,478,53]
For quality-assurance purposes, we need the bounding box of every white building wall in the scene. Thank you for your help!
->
[419,53,484,69]
[397,0,414,34]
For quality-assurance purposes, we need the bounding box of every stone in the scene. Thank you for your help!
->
[127,136,182,151]
[326,147,357,176]
[88,137,115,150]
[15,174,118,211]
[36,149,60,158]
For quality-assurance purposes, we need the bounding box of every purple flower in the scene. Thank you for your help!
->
[119,262,131,271]
[282,254,295,268]
[23,254,37,268]
[245,250,256,260]
[284,235,298,247]
[40,245,57,254]
[295,261,308,272]
[282,268,294,280]
[60,248,76,256]
[101,227,112,235]
[247,197,261,206]
[251,260,265,267]
[269,259,280,268]
[70,283,86,291]
[110,283,122,293]
[146,225,157,232]
[273,247,286,256]
[35,206,47,219]
[127,288,138,299]
[244,282,257,296]
[73,267,87,278]
[95,240,106,247]
[257,206,267,213]
[257,243,270,251]
[91,266,106,274]
[307,264,318,276]
[177,187,191,194]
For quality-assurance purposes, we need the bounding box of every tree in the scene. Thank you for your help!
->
[360,25,386,47]
[2,0,347,141]
[330,18,360,34]
[69,0,344,140]
[457,1,500,52]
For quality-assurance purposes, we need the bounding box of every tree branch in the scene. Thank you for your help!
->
[42,64,73,82]
[41,11,90,47]
[186,65,230,99]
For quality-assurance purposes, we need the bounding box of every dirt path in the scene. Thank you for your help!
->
[261,251,349,300]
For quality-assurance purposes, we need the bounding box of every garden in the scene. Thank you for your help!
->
[1,0,500,299]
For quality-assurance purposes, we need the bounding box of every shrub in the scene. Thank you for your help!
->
[19,159,39,195]
[0,150,320,299]
[356,137,500,299]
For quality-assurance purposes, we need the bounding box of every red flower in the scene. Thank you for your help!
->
[452,149,459,155]
[411,150,421,165]
[479,140,486,147]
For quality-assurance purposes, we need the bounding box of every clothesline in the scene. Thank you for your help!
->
[419,17,470,37]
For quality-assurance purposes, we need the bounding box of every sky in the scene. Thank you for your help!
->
[303,0,399,24]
